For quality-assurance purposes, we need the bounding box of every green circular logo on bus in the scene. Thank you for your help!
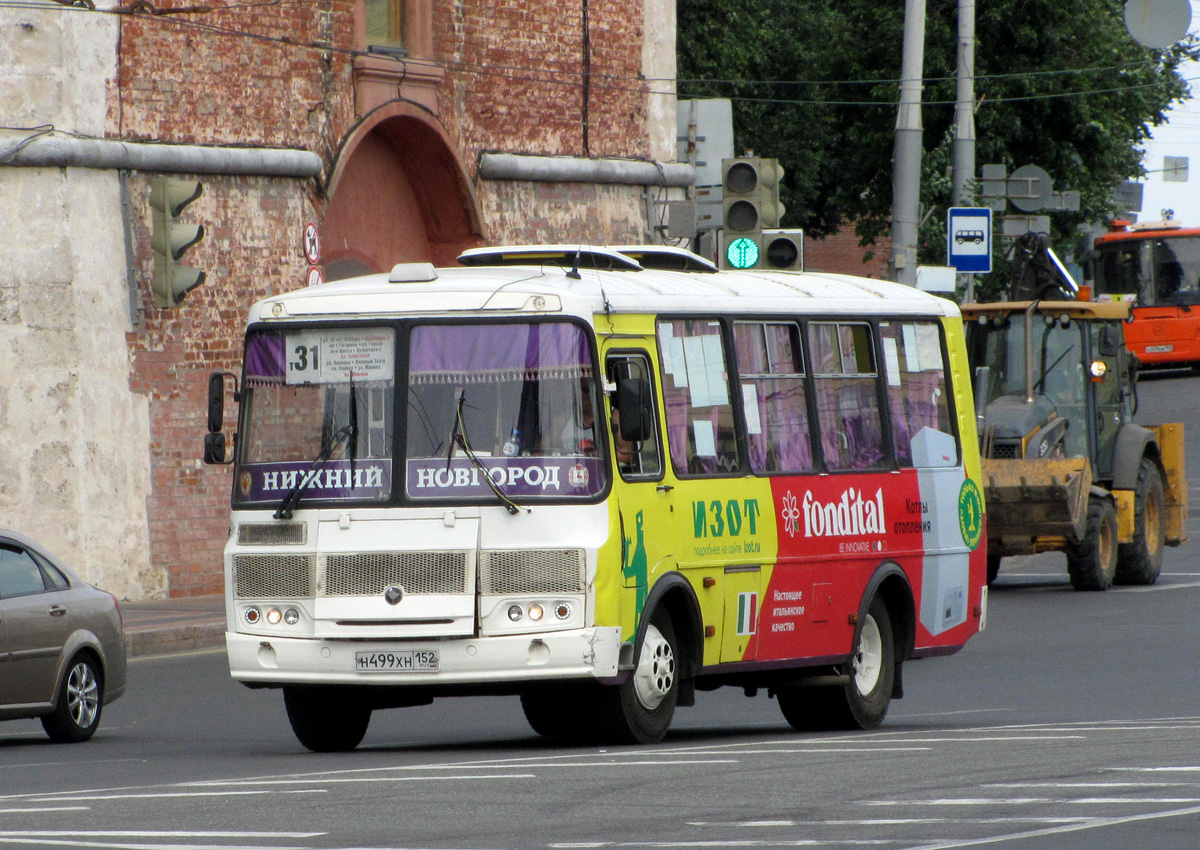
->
[726,237,760,269]
[958,478,983,550]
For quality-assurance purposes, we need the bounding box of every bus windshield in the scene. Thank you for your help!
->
[1095,234,1200,307]
[404,321,606,501]
[237,326,397,507]
[234,320,606,508]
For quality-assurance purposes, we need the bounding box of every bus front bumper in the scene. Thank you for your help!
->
[226,627,623,687]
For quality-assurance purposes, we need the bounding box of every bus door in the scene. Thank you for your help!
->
[603,347,671,637]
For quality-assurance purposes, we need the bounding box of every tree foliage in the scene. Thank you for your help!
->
[677,0,1198,290]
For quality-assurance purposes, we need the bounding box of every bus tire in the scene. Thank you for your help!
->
[1066,497,1118,591]
[520,686,597,740]
[1116,458,1165,586]
[283,686,371,752]
[777,596,895,731]
[597,610,678,744]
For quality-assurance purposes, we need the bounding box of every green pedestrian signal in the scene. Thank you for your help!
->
[726,237,760,269]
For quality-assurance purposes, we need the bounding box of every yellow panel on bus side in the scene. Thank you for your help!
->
[942,314,984,492]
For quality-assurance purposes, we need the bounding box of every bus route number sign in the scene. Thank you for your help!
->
[285,328,394,385]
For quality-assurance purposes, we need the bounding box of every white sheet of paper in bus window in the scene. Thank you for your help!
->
[692,418,717,456]
[741,383,763,434]
[916,324,943,370]
[285,328,394,384]
[882,336,902,387]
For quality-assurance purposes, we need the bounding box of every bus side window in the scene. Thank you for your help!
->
[733,321,814,473]
[809,322,886,471]
[606,354,663,479]
[879,321,956,468]
[656,319,741,476]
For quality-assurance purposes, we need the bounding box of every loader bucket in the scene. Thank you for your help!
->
[982,457,1092,541]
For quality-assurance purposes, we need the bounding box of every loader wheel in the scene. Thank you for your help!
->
[1065,496,1118,591]
[1115,458,1165,586]
[986,554,1002,586]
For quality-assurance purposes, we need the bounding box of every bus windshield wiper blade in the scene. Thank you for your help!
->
[448,394,526,516]
[273,425,353,520]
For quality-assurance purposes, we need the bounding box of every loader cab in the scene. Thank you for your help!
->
[964,301,1134,481]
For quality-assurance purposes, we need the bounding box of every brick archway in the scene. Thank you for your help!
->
[323,104,482,277]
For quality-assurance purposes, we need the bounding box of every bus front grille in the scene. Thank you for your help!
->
[480,549,585,594]
[234,554,312,598]
[324,551,471,596]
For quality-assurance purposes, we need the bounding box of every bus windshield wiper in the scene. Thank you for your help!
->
[447,391,526,515]
[274,424,353,520]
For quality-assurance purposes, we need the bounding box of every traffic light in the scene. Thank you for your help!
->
[762,229,804,271]
[150,177,206,307]
[720,157,785,269]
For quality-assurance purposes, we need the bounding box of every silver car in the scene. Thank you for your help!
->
[0,530,127,742]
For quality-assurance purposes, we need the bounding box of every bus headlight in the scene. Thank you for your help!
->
[507,605,523,622]
[244,606,261,625]
[266,607,282,625]
[1090,360,1107,378]
[284,608,300,625]
[554,602,572,620]
[528,604,544,621]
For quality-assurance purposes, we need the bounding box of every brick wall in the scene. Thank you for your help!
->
[804,230,892,279]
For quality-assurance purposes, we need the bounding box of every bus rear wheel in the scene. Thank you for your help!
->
[778,596,895,731]
[596,610,678,744]
[283,686,372,752]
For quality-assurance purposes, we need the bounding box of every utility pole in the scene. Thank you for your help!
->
[951,0,976,207]
[890,0,926,286]
[952,0,977,300]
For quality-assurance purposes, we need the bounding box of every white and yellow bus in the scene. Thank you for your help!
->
[204,245,988,751]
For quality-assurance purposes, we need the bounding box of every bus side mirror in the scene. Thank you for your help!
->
[203,431,227,464]
[205,371,238,465]
[616,377,653,442]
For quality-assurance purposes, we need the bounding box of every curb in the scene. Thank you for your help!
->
[124,623,225,658]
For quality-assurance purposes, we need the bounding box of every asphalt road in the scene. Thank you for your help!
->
[1,371,1199,850]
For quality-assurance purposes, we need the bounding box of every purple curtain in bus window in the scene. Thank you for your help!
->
[245,333,286,381]
[410,323,590,380]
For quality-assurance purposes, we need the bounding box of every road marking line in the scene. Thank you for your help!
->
[894,802,1200,849]
[184,773,535,787]
[0,809,89,815]
[26,790,326,802]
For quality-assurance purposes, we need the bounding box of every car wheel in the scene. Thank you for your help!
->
[41,654,104,743]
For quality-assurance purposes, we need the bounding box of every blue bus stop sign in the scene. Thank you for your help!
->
[947,207,992,273]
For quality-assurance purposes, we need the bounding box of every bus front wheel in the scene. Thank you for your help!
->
[283,686,372,752]
[778,596,895,731]
[597,610,679,744]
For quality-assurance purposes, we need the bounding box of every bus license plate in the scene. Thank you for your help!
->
[355,650,439,672]
[1145,345,1173,353]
